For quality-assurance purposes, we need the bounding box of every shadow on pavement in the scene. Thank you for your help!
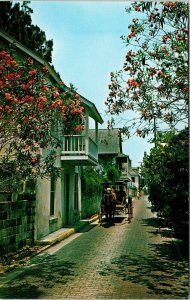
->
[141,216,166,228]
[0,254,77,299]
[114,216,126,223]
[97,215,189,299]
[98,245,188,299]
[0,283,42,299]
[100,216,127,228]
[141,217,189,260]
[77,223,97,233]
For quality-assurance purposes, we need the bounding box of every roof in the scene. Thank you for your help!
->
[0,29,103,124]
[131,167,139,176]
[89,128,122,154]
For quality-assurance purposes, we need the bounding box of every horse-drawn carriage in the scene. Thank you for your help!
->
[98,181,127,225]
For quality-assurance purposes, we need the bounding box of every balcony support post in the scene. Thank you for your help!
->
[85,109,89,155]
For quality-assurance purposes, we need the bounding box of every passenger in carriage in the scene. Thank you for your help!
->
[111,186,117,203]
[117,185,126,204]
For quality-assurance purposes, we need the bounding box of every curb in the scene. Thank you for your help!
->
[34,214,99,256]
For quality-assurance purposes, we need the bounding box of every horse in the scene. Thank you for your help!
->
[99,189,115,226]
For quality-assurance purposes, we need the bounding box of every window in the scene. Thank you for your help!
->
[50,175,55,216]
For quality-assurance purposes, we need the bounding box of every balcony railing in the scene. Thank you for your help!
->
[61,135,98,165]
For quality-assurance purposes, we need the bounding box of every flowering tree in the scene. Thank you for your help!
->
[0,49,85,191]
[105,1,188,139]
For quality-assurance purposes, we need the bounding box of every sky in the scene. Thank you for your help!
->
[30,1,153,167]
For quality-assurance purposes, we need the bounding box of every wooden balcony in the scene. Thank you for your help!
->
[61,135,98,166]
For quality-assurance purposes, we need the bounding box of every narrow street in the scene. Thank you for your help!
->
[0,196,188,299]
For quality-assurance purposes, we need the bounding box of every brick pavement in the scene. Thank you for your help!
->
[0,196,189,299]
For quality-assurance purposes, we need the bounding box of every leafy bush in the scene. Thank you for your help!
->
[81,167,102,218]
[143,128,189,240]
[81,167,102,196]
[106,166,120,183]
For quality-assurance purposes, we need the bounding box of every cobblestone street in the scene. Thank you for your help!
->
[0,196,189,299]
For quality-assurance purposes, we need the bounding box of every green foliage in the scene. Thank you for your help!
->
[81,166,102,218]
[106,165,120,183]
[143,128,189,240]
[0,1,53,62]
[81,193,100,219]
[81,167,102,197]
[98,156,121,184]
[99,154,116,169]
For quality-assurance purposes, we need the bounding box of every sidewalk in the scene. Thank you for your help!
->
[36,214,99,246]
[0,215,99,276]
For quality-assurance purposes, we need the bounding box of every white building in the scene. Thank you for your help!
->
[0,29,103,242]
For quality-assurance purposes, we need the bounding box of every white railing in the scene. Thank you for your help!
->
[62,135,86,154]
[62,135,98,161]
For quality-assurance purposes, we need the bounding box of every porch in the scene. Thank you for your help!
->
[61,135,98,165]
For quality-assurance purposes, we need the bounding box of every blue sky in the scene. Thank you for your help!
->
[30,1,153,167]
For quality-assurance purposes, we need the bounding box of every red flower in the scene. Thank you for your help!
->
[75,93,80,99]
[5,93,11,100]
[0,50,6,57]
[27,57,34,65]
[28,69,38,76]
[23,117,29,124]
[41,85,48,92]
[41,66,48,73]
[135,6,141,11]
[109,91,115,97]
[5,105,11,111]
[5,54,10,60]
[177,36,184,41]
[157,70,163,77]
[53,91,59,98]
[128,33,135,38]
[183,29,188,34]
[10,60,17,67]
[31,157,37,164]
[162,35,169,42]
[0,80,4,88]
[41,79,46,84]
[136,129,142,136]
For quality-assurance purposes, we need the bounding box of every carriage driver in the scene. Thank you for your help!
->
[101,187,114,226]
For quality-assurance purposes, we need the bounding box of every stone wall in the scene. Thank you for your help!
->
[0,199,35,255]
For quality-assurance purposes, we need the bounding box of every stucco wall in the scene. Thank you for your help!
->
[35,177,63,240]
